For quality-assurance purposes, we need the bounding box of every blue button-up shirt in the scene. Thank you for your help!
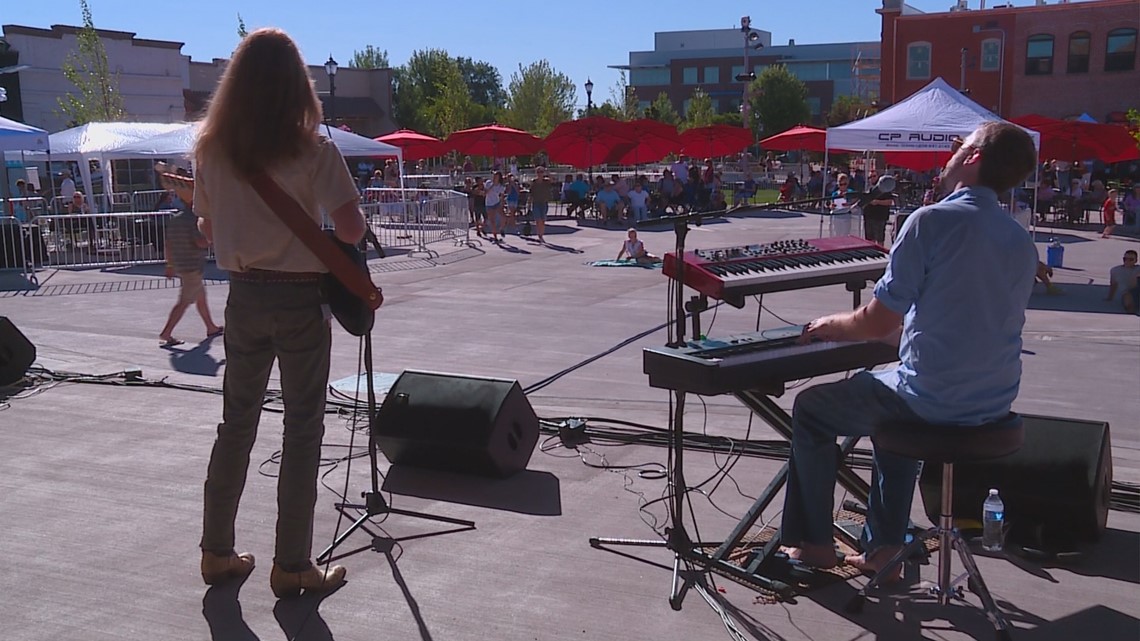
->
[872,186,1038,425]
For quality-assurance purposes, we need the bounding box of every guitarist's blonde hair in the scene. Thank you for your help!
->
[195,28,321,177]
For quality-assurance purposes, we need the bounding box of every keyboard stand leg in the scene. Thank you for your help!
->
[699,391,871,575]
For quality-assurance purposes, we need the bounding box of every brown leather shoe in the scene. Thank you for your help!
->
[270,563,347,599]
[201,551,256,585]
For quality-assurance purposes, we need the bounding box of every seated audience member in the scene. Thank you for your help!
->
[778,122,1039,577]
[616,228,657,264]
[611,173,631,206]
[566,174,590,217]
[627,181,651,223]
[1106,249,1140,313]
[1036,261,1061,295]
[658,170,684,212]
[594,181,623,223]
[709,187,727,211]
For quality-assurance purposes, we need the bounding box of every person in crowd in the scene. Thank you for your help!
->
[862,183,895,245]
[383,159,399,187]
[701,159,715,187]
[1053,159,1071,194]
[1101,188,1118,238]
[12,179,30,222]
[615,227,657,264]
[471,176,487,236]
[806,170,823,199]
[60,170,77,204]
[527,166,553,243]
[851,168,867,193]
[778,123,1038,579]
[1035,177,1056,220]
[483,171,506,241]
[567,173,590,217]
[1035,261,1062,295]
[1106,249,1140,313]
[508,156,519,177]
[192,27,365,597]
[611,173,631,210]
[627,180,651,223]
[156,167,224,347]
[504,174,520,231]
[659,169,684,214]
[462,155,475,173]
[1123,184,1140,230]
[671,156,689,184]
[595,180,623,224]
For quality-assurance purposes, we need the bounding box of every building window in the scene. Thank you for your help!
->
[807,97,822,117]
[630,68,670,86]
[906,42,931,80]
[682,67,698,84]
[1066,32,1090,73]
[730,65,744,80]
[704,66,720,83]
[1025,34,1054,75]
[637,100,651,112]
[753,64,768,77]
[980,38,1001,72]
[1105,28,1137,72]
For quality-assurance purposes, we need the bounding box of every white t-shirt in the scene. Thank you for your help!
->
[628,189,650,208]
[60,177,76,200]
[1109,264,1140,297]
[623,238,645,258]
[484,182,506,207]
[671,161,689,180]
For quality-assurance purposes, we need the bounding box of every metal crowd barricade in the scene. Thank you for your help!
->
[361,188,469,254]
[132,190,169,212]
[2,210,175,272]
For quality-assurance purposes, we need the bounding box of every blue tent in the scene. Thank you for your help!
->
[0,115,49,152]
[1075,113,1098,123]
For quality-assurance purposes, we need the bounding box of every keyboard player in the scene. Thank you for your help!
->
[777,122,1040,577]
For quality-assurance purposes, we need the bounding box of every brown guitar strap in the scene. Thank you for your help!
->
[248,172,382,310]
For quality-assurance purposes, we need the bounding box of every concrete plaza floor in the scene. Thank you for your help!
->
[1,209,1137,641]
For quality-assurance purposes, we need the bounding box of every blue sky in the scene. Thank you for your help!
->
[4,1,1080,109]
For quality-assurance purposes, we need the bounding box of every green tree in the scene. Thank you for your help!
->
[237,13,247,39]
[579,102,622,120]
[683,87,715,130]
[1127,108,1140,149]
[748,64,810,137]
[391,48,454,132]
[712,112,742,127]
[455,57,505,126]
[425,61,476,137]
[502,60,575,137]
[643,92,680,126]
[827,94,874,126]
[350,45,390,69]
[609,71,640,121]
[58,0,126,126]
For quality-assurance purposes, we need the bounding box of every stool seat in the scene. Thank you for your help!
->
[874,413,1024,464]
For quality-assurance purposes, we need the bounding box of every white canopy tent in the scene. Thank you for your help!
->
[825,77,1039,153]
[823,78,1041,235]
[103,122,403,163]
[5,121,186,211]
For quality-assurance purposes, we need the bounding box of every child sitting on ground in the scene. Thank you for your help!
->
[616,228,658,265]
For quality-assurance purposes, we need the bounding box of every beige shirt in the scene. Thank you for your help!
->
[194,136,360,273]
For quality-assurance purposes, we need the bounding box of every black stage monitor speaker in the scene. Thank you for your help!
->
[374,370,539,478]
[919,414,1112,549]
[0,317,36,387]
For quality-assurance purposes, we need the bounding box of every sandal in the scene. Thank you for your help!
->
[206,327,225,338]
[160,337,185,347]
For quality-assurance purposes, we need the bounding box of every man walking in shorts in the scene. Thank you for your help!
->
[528,166,553,243]
[158,177,223,347]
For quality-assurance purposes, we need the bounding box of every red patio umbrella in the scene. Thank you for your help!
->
[602,119,681,165]
[543,116,635,169]
[759,125,826,153]
[445,123,542,158]
[374,129,446,162]
[1011,114,1139,163]
[679,124,753,158]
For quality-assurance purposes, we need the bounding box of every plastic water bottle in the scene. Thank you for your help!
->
[982,489,1005,552]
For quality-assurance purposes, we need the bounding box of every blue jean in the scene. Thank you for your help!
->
[781,372,922,553]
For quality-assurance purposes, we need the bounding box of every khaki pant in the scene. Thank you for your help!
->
[200,280,330,572]
[178,270,205,305]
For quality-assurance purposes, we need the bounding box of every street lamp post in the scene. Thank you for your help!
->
[584,77,594,182]
[737,16,763,132]
[324,54,338,127]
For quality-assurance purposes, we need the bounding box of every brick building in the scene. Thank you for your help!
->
[878,0,1139,122]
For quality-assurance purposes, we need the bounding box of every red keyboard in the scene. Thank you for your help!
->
[663,236,889,307]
